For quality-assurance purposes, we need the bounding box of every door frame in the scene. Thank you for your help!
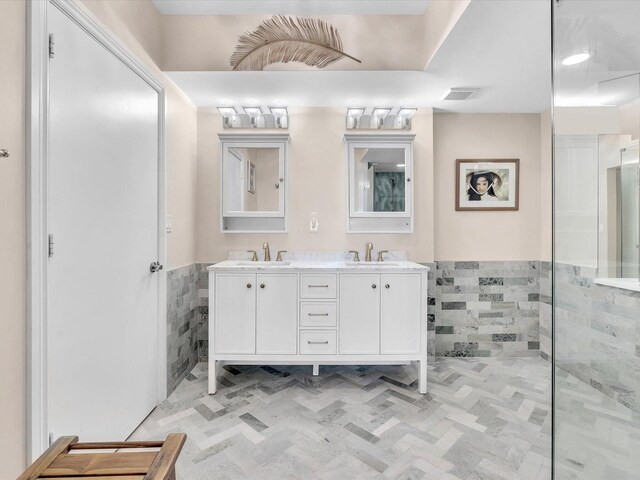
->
[27,0,167,461]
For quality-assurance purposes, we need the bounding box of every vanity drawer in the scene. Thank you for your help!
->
[300,302,337,327]
[300,274,337,298]
[299,330,337,355]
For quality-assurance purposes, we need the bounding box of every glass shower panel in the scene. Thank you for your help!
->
[553,1,640,479]
[620,145,639,277]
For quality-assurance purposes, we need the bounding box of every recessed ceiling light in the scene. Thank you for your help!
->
[562,53,590,66]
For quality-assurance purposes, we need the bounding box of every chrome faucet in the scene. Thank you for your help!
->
[263,242,271,261]
[365,242,374,262]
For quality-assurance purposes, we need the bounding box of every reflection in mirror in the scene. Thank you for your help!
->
[219,133,288,232]
[226,147,280,213]
[353,148,406,213]
[346,134,414,233]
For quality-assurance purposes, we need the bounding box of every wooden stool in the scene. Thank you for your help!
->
[18,433,186,480]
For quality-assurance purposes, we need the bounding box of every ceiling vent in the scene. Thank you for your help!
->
[444,88,480,101]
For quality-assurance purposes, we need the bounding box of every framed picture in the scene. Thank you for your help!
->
[247,160,256,194]
[456,159,519,211]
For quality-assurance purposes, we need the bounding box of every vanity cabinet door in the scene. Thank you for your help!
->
[339,274,380,354]
[256,274,298,354]
[214,274,256,354]
[380,274,422,354]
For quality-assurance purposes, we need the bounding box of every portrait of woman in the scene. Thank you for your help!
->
[456,159,519,211]
[466,170,502,201]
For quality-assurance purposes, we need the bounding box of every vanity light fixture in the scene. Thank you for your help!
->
[217,107,238,128]
[243,106,263,127]
[397,108,417,128]
[269,106,288,128]
[218,105,289,129]
[372,108,392,128]
[346,108,366,129]
[562,52,590,66]
[346,107,417,130]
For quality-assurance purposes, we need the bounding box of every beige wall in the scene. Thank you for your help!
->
[433,113,543,261]
[421,0,471,67]
[196,107,435,262]
[162,15,429,71]
[540,110,552,261]
[0,2,27,478]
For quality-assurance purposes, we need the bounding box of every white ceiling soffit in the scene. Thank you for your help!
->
[424,0,551,113]
[165,0,552,113]
[152,0,429,16]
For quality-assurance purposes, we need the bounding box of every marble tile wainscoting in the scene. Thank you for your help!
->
[170,260,546,384]
[539,262,552,361]
[554,263,640,413]
[167,264,200,395]
[434,261,542,358]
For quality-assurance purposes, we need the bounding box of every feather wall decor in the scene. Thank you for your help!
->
[230,15,362,71]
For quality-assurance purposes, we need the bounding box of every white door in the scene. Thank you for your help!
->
[256,274,298,354]
[48,6,161,441]
[339,274,380,354]
[214,274,256,354]
[380,274,421,354]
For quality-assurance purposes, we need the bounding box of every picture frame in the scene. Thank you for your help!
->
[247,160,256,194]
[455,159,519,211]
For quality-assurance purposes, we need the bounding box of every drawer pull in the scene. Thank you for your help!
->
[260,283,266,289]
[372,284,377,289]
[308,340,329,345]
[308,284,329,288]
[308,313,329,317]
[385,284,390,289]
[246,283,252,288]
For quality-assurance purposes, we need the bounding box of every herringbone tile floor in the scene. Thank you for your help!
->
[554,368,640,480]
[131,358,551,480]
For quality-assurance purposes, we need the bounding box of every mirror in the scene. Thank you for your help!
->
[353,147,407,213]
[225,147,281,214]
[220,134,289,232]
[346,134,415,232]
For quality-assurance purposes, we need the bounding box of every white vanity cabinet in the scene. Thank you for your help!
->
[208,261,428,394]
[213,273,298,355]
[340,273,422,355]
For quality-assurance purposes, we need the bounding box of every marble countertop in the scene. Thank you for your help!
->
[207,259,428,273]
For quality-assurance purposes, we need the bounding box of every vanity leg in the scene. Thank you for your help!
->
[312,364,319,376]
[209,360,217,395]
[418,359,428,394]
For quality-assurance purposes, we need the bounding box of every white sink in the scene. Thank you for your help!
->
[232,261,291,266]
[344,261,399,267]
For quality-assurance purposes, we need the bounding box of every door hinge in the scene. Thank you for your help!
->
[48,234,54,257]
[49,33,55,58]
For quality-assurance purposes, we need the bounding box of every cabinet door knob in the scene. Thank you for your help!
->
[372,284,377,289]
[260,283,265,289]
[385,284,390,289]
[246,283,252,288]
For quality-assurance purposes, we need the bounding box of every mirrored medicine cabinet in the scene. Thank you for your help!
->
[219,134,289,232]
[345,133,415,233]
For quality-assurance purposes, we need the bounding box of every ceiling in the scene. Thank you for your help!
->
[553,0,640,106]
[165,0,552,113]
[152,0,430,16]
